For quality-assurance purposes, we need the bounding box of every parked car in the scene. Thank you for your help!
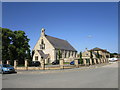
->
[52,60,59,65]
[29,61,41,67]
[108,58,118,62]
[0,64,17,74]
[70,60,80,65]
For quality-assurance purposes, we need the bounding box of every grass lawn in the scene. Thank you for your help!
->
[64,62,70,64]
[17,64,25,67]
[45,63,52,65]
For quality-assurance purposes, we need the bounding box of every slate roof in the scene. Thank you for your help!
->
[45,35,77,51]
[37,50,49,59]
[89,47,109,53]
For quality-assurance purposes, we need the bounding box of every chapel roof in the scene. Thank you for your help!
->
[45,35,77,51]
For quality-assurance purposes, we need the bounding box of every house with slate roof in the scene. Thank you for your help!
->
[82,47,110,59]
[32,28,77,64]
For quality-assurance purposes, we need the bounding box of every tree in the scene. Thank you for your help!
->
[57,49,62,61]
[90,51,94,64]
[2,28,14,64]
[90,51,93,59]
[96,50,100,58]
[79,51,83,64]
[2,28,31,65]
[95,50,101,64]
[13,30,31,64]
[110,53,118,58]
[32,50,35,59]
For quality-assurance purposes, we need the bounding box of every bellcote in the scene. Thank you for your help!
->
[41,28,45,36]
[85,48,88,51]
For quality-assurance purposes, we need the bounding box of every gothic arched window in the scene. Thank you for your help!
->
[40,39,45,49]
[41,39,44,44]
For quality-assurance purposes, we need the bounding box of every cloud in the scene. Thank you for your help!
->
[87,35,92,38]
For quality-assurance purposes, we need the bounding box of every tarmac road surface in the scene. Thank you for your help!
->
[2,62,118,88]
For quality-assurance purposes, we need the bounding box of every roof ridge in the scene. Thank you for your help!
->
[46,35,67,42]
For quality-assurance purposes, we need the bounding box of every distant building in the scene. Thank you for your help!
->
[112,55,119,58]
[110,53,120,58]
[32,28,77,64]
[82,48,96,59]
[82,47,110,58]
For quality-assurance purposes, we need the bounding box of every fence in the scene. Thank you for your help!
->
[3,58,109,70]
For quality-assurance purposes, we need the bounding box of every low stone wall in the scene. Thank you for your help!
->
[6,58,109,70]
[16,67,41,70]
[15,65,76,70]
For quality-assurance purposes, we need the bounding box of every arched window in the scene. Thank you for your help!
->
[68,51,70,57]
[40,39,45,49]
[56,51,58,60]
[35,56,38,61]
[65,51,66,58]
[41,39,44,44]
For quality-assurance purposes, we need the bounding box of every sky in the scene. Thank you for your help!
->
[2,2,118,53]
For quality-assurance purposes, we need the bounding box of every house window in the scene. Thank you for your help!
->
[35,56,38,61]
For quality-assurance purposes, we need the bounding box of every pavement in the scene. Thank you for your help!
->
[2,62,118,88]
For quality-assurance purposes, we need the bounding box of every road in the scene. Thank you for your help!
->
[2,62,118,88]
